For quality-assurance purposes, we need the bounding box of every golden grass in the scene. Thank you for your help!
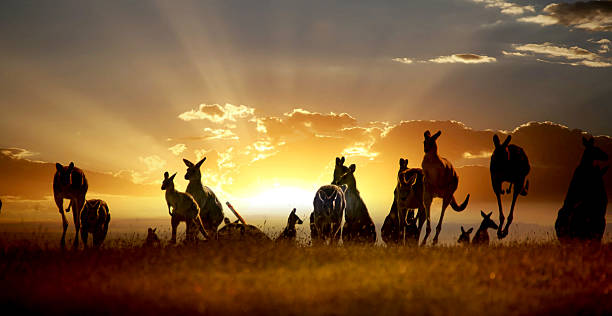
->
[0,237,610,315]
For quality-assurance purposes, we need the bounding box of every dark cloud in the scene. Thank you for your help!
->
[520,1,612,31]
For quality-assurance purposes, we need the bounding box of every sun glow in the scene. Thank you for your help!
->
[240,186,314,214]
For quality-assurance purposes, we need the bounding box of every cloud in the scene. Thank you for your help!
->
[178,103,255,123]
[1,148,40,161]
[393,53,497,65]
[472,0,535,15]
[168,143,187,156]
[504,42,612,67]
[589,38,611,53]
[202,128,239,140]
[518,1,612,31]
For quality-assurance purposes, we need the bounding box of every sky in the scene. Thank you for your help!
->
[0,1,611,226]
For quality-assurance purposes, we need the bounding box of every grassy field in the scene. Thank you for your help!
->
[0,233,610,316]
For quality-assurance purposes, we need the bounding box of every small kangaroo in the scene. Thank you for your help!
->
[457,226,473,245]
[490,134,530,239]
[183,157,225,238]
[53,162,88,249]
[276,208,303,243]
[161,171,209,243]
[79,199,111,248]
[472,211,499,246]
[332,157,376,244]
[144,228,161,247]
[421,131,470,245]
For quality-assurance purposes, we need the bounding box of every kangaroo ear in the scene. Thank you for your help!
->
[349,164,356,173]
[341,156,345,164]
[183,159,194,167]
[169,172,177,181]
[432,131,441,140]
[502,135,511,147]
[56,163,63,172]
[424,130,431,139]
[467,228,473,234]
[335,157,341,165]
[153,228,157,233]
[487,212,493,217]
[317,190,325,202]
[481,210,486,217]
[461,226,465,233]
[196,157,206,168]
[68,162,75,170]
[164,171,169,179]
[493,135,500,148]
[291,208,296,215]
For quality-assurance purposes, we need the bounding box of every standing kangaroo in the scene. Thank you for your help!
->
[183,157,225,238]
[161,172,210,243]
[332,157,376,244]
[490,134,530,239]
[275,208,303,244]
[312,184,347,246]
[555,137,608,244]
[471,211,499,246]
[53,162,88,249]
[421,131,470,246]
[79,199,111,248]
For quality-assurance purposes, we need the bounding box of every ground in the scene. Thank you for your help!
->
[0,233,610,315]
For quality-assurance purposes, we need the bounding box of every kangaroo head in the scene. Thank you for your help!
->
[55,162,75,186]
[480,211,498,230]
[458,226,473,244]
[317,189,338,216]
[183,157,206,181]
[399,158,409,171]
[332,157,356,187]
[492,134,512,162]
[288,208,303,227]
[423,130,441,154]
[582,136,608,164]
[161,171,177,190]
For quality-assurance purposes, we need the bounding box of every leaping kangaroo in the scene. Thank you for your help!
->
[421,131,470,245]
[490,134,530,239]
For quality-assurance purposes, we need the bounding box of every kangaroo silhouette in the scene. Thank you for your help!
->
[275,208,303,244]
[490,134,530,239]
[53,162,88,249]
[332,157,376,244]
[183,157,225,239]
[144,228,161,247]
[382,158,425,246]
[312,184,347,246]
[161,171,209,243]
[79,199,110,248]
[458,226,473,245]
[555,136,608,244]
[421,131,470,246]
[471,211,499,246]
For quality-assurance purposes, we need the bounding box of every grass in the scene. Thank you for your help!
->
[0,235,610,315]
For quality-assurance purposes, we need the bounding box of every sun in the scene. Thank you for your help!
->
[241,185,314,214]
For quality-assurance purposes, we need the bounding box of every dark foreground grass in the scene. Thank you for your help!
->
[0,238,610,316]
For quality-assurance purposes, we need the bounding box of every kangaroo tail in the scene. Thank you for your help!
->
[195,217,210,240]
[450,194,470,212]
[520,180,529,196]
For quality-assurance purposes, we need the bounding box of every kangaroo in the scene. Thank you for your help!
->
[161,171,209,243]
[183,157,225,238]
[458,226,473,245]
[332,157,376,244]
[555,136,608,244]
[421,131,470,245]
[472,211,499,246]
[144,228,161,247]
[53,162,88,249]
[217,217,272,243]
[79,199,111,248]
[275,208,303,244]
[312,184,347,246]
[490,134,530,239]
[382,158,426,246]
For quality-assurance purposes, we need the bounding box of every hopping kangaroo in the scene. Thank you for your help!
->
[421,131,470,245]
[53,162,88,248]
[332,157,376,244]
[312,184,347,246]
[490,134,530,239]
[79,199,111,248]
[275,208,303,244]
[457,226,473,245]
[555,137,608,244]
[382,158,425,246]
[471,211,498,246]
[161,172,210,243]
[183,157,225,238]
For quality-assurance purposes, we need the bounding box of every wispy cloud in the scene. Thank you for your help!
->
[504,42,612,68]
[168,143,187,156]
[472,0,535,15]
[393,53,497,65]
[202,128,239,140]
[518,1,612,31]
[391,57,414,64]
[178,103,255,123]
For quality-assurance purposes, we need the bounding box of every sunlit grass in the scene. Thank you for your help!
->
[0,235,610,315]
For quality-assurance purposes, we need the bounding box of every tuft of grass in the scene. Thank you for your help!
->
[0,235,610,315]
